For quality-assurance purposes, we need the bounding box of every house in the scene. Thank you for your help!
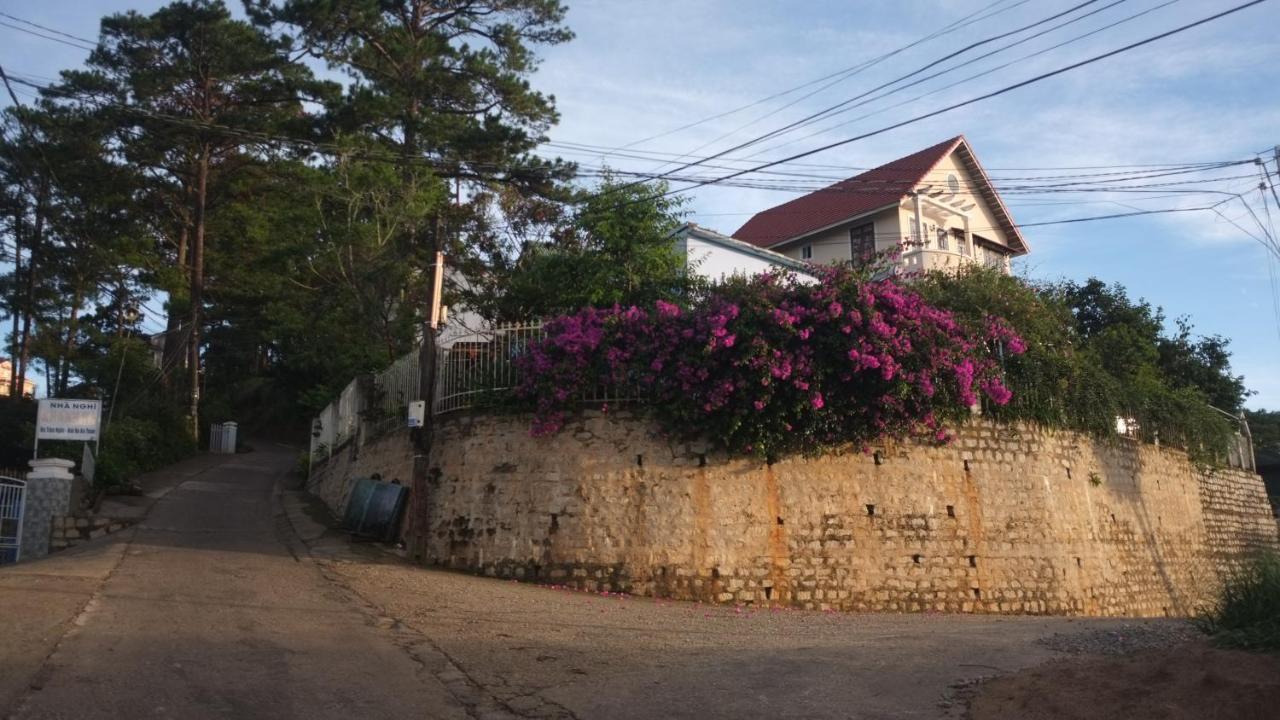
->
[1256,448,1280,518]
[732,135,1029,274]
[0,359,35,399]
[671,223,817,284]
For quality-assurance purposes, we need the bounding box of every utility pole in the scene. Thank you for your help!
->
[1268,146,1280,213]
[408,250,445,560]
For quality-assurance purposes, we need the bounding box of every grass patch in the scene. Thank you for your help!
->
[1197,552,1280,652]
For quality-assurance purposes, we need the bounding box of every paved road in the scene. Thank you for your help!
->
[2,447,469,720]
[2,447,1189,720]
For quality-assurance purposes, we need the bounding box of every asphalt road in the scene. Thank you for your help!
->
[2,447,1190,720]
[2,447,468,720]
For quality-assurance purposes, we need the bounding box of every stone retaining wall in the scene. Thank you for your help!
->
[49,515,136,552]
[306,428,416,540]
[309,412,1279,616]
[430,413,1277,616]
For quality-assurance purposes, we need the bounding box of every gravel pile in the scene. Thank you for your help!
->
[1039,621,1203,656]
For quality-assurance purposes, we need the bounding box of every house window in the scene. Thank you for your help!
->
[952,228,968,256]
[972,234,1004,269]
[849,223,875,260]
[801,245,813,260]
[936,225,948,251]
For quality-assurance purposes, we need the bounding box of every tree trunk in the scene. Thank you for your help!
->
[162,191,192,387]
[188,145,210,440]
[9,209,22,401]
[17,182,47,400]
[57,284,84,396]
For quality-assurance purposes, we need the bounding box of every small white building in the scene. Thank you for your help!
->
[671,223,817,284]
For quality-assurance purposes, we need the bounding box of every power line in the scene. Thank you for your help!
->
[740,0,1184,161]
[9,70,1257,207]
[548,138,1248,172]
[636,0,1030,175]
[620,0,1269,208]
[595,0,1027,163]
[0,20,94,52]
[0,12,96,47]
[605,0,1122,196]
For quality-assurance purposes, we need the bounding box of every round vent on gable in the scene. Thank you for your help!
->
[947,173,960,194]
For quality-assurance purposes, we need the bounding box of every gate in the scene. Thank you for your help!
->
[0,475,26,564]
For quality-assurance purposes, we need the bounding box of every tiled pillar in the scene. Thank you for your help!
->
[21,458,75,561]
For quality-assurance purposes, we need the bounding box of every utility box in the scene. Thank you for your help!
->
[407,401,426,428]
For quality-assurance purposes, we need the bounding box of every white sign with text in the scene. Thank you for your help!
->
[36,399,101,441]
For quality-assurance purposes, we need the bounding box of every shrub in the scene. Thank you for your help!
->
[1197,553,1280,652]
[915,265,1238,464]
[94,411,196,489]
[516,266,1022,458]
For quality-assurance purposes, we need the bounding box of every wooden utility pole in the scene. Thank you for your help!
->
[408,250,444,560]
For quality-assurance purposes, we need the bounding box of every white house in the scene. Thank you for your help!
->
[732,135,1030,274]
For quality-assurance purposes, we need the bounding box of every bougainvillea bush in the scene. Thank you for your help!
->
[514,266,1024,458]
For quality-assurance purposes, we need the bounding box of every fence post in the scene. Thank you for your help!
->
[1238,411,1255,471]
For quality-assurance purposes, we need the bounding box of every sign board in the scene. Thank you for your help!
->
[36,399,101,441]
[407,400,426,428]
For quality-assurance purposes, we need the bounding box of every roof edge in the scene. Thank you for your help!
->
[673,223,817,276]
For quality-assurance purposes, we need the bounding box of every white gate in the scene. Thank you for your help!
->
[209,422,238,455]
[0,476,26,564]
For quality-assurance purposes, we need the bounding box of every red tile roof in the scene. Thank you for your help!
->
[733,136,964,248]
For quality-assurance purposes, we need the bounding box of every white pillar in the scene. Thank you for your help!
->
[912,192,925,247]
[223,422,238,454]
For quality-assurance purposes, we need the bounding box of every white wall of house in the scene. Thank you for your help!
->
[772,207,903,264]
[675,226,817,285]
[684,235,788,282]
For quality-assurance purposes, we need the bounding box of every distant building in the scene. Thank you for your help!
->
[671,223,817,284]
[0,359,35,399]
[733,135,1030,274]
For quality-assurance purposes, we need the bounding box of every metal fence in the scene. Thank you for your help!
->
[309,322,1260,473]
[373,348,421,418]
[0,475,27,564]
[434,321,544,415]
[308,319,649,460]
[311,376,362,461]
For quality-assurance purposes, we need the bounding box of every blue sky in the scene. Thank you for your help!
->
[3,1,1279,408]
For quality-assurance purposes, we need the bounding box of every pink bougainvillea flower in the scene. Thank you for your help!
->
[515,265,1016,458]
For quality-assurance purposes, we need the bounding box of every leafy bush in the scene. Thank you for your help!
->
[915,265,1238,465]
[1197,553,1280,652]
[94,410,196,489]
[516,266,1021,458]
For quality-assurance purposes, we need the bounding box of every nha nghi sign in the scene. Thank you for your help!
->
[36,399,101,442]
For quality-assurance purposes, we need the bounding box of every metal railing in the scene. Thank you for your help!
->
[0,475,27,564]
[433,321,544,415]
[373,349,421,417]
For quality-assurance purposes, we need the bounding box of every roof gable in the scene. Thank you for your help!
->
[731,136,1028,255]
[732,136,962,248]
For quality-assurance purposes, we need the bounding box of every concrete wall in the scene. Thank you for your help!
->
[309,412,1279,616]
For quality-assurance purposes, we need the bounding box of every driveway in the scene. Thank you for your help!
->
[2,445,1187,719]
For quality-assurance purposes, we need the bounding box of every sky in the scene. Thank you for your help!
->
[2,0,1279,408]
